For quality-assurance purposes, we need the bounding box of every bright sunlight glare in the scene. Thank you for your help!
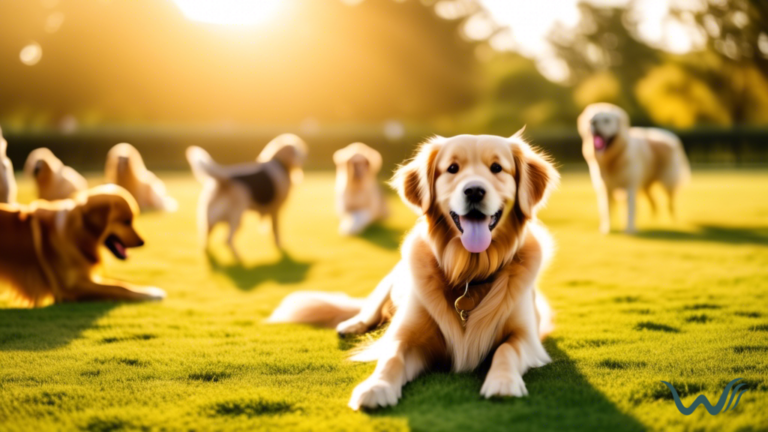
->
[171,0,281,25]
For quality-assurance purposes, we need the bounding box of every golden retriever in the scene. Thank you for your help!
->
[186,133,308,260]
[269,132,559,410]
[577,103,690,233]
[0,127,16,204]
[333,142,388,235]
[24,148,88,201]
[105,143,178,212]
[0,185,166,306]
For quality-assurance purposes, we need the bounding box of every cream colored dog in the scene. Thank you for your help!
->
[24,148,88,201]
[105,143,178,212]
[577,103,690,233]
[0,127,17,204]
[333,142,388,235]
[270,133,558,410]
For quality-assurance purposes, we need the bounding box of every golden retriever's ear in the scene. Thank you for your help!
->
[363,146,383,174]
[513,140,559,218]
[82,200,113,237]
[390,137,443,214]
[332,148,348,166]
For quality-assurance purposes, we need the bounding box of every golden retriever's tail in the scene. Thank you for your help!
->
[186,146,229,183]
[266,292,364,328]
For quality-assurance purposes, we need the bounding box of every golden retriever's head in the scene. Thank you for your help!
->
[334,142,383,182]
[393,133,558,282]
[70,185,143,262]
[24,148,62,185]
[258,133,308,184]
[577,103,630,154]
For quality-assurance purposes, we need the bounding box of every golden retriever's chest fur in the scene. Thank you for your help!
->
[401,223,542,372]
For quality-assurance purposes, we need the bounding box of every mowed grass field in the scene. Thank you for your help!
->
[1,169,767,432]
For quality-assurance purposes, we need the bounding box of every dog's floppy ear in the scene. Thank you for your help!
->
[81,198,113,237]
[512,136,559,219]
[361,146,383,174]
[333,148,348,166]
[390,137,443,214]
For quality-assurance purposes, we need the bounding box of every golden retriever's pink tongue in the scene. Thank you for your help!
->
[114,242,126,258]
[459,215,492,253]
[594,135,606,150]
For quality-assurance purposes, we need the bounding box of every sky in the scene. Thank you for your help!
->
[454,0,709,82]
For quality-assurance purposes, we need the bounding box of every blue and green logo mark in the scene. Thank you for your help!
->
[662,378,748,415]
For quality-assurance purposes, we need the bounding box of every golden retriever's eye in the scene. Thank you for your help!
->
[123,219,132,226]
[490,163,502,174]
[447,163,459,174]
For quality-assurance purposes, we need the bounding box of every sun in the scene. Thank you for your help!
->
[172,0,281,25]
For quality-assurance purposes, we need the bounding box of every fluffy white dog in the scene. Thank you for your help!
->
[578,103,690,233]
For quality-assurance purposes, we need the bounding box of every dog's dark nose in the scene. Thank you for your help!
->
[137,239,145,247]
[464,186,485,203]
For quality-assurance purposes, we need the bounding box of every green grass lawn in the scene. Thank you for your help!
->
[1,170,767,432]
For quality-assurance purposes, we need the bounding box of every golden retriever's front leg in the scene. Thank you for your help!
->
[480,289,551,398]
[588,164,611,234]
[348,340,424,410]
[67,278,166,303]
[625,187,637,234]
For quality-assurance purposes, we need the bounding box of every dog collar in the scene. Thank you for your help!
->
[454,275,496,326]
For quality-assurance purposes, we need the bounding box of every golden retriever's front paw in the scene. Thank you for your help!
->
[480,373,528,398]
[348,379,401,410]
[143,287,166,300]
[336,318,368,337]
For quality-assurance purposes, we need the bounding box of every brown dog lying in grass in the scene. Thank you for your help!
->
[0,185,166,306]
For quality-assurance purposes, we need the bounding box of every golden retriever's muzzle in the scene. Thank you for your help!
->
[448,180,504,253]
[104,230,144,260]
[590,120,616,151]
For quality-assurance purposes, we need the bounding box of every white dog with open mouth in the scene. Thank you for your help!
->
[578,103,690,233]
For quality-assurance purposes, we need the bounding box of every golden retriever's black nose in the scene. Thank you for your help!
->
[464,186,485,203]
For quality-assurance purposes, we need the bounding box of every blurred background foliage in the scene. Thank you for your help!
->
[1,0,767,168]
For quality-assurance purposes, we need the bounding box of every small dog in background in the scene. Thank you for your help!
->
[0,185,166,306]
[105,143,178,212]
[333,142,388,235]
[578,103,690,233]
[24,148,88,201]
[186,134,307,260]
[0,127,16,204]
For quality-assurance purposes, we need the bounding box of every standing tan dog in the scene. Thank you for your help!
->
[333,142,388,235]
[186,134,307,260]
[105,143,178,212]
[0,185,166,306]
[24,148,88,201]
[0,127,16,204]
[578,103,690,233]
[270,133,558,410]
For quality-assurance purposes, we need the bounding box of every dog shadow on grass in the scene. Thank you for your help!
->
[0,303,116,351]
[358,224,404,251]
[206,251,313,290]
[353,337,646,432]
[636,225,768,246]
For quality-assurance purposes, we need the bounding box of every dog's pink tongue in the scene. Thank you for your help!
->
[115,242,126,258]
[459,215,492,253]
[594,135,606,150]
